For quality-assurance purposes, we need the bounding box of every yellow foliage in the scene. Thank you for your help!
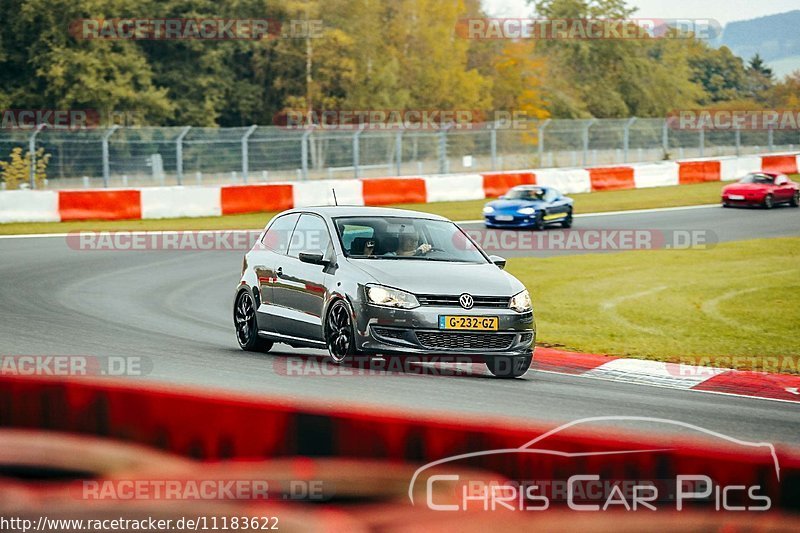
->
[0,147,52,190]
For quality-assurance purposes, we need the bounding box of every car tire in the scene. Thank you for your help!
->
[234,290,273,352]
[791,191,799,207]
[325,299,358,364]
[486,354,532,378]
[533,212,545,231]
[561,209,573,228]
[764,194,774,209]
[722,201,730,208]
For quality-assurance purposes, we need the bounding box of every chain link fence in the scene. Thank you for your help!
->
[1,119,798,189]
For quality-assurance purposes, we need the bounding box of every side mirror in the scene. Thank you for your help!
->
[775,176,788,186]
[489,255,507,269]
[298,252,328,266]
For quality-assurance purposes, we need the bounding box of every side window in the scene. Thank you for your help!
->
[261,213,300,253]
[545,189,559,202]
[288,214,332,258]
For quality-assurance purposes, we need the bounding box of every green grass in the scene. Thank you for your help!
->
[506,237,800,372]
[0,180,727,235]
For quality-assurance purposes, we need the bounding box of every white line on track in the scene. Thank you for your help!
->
[0,203,723,240]
[535,369,800,405]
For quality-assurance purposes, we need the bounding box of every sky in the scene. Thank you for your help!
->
[483,0,800,26]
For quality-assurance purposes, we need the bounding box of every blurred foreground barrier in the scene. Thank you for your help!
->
[1,151,798,223]
[1,374,798,515]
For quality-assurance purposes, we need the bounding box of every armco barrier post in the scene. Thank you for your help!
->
[176,126,191,186]
[301,128,312,180]
[101,125,120,188]
[28,124,45,189]
[438,124,451,174]
[353,124,366,178]
[699,129,704,158]
[241,125,257,183]
[395,129,403,176]
[538,119,550,167]
[490,123,497,171]
[623,117,636,163]
[582,119,596,166]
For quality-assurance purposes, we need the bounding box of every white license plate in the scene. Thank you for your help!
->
[495,215,514,221]
[728,195,745,200]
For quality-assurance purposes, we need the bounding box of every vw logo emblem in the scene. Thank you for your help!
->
[459,293,474,309]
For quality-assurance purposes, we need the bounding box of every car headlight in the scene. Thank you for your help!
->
[483,206,495,214]
[509,289,532,313]
[366,285,420,309]
[518,207,536,215]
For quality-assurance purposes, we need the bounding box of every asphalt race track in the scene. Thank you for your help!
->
[1,205,799,445]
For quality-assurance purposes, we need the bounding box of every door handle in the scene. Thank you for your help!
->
[276,266,283,277]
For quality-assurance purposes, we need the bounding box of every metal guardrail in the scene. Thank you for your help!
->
[1,119,798,189]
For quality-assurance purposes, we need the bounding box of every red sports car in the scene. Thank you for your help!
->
[721,172,800,208]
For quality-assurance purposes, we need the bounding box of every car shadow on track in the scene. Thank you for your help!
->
[224,348,521,381]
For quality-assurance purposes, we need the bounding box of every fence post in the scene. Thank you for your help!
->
[662,119,669,158]
[395,129,403,176]
[301,128,313,180]
[353,124,366,178]
[101,125,120,188]
[582,119,596,166]
[699,129,704,158]
[176,126,191,186]
[623,117,636,163]
[29,124,45,189]
[241,125,257,183]
[490,123,497,171]
[538,119,551,166]
[767,128,774,151]
[735,126,741,156]
[438,125,451,174]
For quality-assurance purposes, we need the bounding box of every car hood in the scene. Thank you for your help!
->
[487,199,547,210]
[347,259,524,296]
[723,183,769,192]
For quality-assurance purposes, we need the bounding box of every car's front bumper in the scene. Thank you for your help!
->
[484,214,539,228]
[352,301,535,358]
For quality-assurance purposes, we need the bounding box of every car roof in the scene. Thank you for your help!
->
[283,205,450,221]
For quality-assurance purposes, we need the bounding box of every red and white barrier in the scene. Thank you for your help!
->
[1,151,797,223]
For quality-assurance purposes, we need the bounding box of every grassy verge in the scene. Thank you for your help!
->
[506,237,800,372]
[0,180,729,235]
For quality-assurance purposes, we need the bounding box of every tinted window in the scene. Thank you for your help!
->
[288,214,332,258]
[261,213,299,253]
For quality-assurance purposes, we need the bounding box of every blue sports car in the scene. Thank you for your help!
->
[483,185,574,229]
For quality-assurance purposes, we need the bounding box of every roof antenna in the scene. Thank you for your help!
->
[331,188,339,206]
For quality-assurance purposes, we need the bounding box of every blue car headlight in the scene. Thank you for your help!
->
[518,207,536,215]
[483,206,495,215]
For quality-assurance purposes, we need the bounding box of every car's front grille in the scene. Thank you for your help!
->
[416,294,510,308]
[415,331,516,351]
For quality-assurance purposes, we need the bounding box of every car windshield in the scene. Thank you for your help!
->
[740,173,774,184]
[335,216,488,263]
[506,188,546,200]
